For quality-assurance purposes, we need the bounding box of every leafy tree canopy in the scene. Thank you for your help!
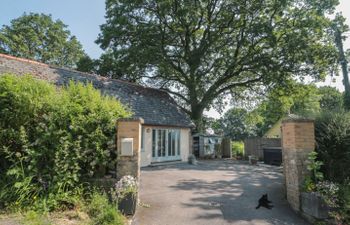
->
[318,86,343,110]
[254,81,321,134]
[77,55,98,73]
[214,108,263,140]
[97,0,340,131]
[216,81,343,139]
[0,13,85,68]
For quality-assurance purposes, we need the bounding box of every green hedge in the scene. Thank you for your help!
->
[315,110,350,183]
[314,110,350,224]
[0,74,131,209]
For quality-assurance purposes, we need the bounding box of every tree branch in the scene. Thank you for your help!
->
[160,87,190,104]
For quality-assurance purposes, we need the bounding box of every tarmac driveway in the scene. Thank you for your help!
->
[133,160,309,225]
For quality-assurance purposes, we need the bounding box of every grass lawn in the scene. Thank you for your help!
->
[0,210,91,225]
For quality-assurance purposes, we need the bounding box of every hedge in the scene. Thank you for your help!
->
[0,74,131,209]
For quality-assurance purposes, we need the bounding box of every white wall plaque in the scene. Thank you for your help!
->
[121,138,133,156]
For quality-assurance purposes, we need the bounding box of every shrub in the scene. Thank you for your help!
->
[314,110,350,183]
[335,181,350,224]
[0,74,131,210]
[231,141,244,157]
[314,110,350,224]
[85,192,125,225]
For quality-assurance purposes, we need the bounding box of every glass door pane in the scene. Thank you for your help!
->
[157,130,162,157]
[172,131,176,156]
[152,129,156,157]
[168,130,172,156]
[177,130,180,156]
[161,130,166,157]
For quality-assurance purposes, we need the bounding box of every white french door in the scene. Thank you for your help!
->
[152,129,181,162]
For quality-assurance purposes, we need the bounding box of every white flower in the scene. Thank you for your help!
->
[112,175,138,198]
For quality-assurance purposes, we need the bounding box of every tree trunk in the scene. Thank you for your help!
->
[191,106,205,133]
[334,28,350,109]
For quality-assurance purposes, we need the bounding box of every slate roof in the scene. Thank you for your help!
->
[0,53,194,128]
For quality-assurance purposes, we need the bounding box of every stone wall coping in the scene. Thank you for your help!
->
[118,117,144,124]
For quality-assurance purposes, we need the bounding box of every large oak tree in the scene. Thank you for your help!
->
[97,0,339,131]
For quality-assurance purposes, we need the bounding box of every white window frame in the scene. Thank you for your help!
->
[152,128,181,162]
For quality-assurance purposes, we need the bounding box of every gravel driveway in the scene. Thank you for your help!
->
[133,160,309,225]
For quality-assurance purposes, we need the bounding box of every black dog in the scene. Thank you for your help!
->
[256,193,273,209]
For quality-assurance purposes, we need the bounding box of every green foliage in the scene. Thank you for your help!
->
[231,141,244,157]
[85,192,125,225]
[307,151,324,183]
[0,13,84,68]
[315,110,350,183]
[76,55,98,73]
[318,86,343,110]
[303,151,324,192]
[303,177,316,192]
[0,74,131,210]
[313,110,350,224]
[335,182,350,224]
[255,82,321,135]
[316,181,339,208]
[215,81,330,138]
[96,0,339,131]
[216,108,262,140]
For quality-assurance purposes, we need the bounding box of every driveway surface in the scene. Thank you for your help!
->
[133,160,309,225]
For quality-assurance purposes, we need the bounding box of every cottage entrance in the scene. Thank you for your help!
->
[151,128,181,162]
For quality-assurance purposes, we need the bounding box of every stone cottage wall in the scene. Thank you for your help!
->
[116,118,144,180]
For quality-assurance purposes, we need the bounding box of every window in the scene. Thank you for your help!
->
[152,129,180,160]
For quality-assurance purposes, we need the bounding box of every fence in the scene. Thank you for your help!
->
[243,137,281,159]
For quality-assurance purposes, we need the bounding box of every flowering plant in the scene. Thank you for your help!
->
[316,181,340,208]
[111,175,138,201]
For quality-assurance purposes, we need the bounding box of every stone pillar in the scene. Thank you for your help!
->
[116,118,144,180]
[282,118,315,212]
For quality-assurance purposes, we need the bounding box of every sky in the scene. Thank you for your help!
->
[0,0,350,118]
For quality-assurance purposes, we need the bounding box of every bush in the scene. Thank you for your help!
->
[231,141,244,157]
[85,192,125,225]
[335,181,350,224]
[315,110,350,224]
[315,110,350,183]
[0,74,131,210]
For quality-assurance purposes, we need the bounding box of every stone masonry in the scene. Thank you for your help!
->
[116,118,144,181]
[282,118,315,212]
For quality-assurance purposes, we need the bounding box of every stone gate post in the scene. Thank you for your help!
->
[116,118,144,181]
[281,118,315,211]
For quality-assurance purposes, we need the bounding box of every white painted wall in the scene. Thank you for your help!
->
[140,125,191,167]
